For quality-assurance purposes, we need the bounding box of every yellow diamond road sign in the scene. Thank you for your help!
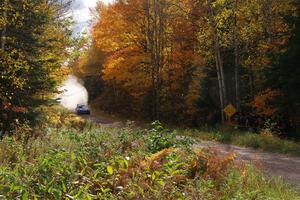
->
[224,104,237,118]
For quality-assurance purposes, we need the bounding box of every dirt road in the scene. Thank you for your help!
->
[196,140,300,189]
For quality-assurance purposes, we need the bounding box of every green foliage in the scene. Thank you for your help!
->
[264,1,300,135]
[0,112,299,199]
[0,0,73,136]
[147,121,193,153]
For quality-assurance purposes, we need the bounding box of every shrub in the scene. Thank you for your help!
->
[235,133,262,149]
[147,121,193,153]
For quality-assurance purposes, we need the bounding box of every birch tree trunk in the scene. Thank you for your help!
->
[217,48,227,106]
[208,0,226,122]
[215,49,225,122]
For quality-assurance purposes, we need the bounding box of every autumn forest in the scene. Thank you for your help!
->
[73,0,300,135]
[1,0,300,199]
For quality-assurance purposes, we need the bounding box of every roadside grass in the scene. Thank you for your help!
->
[179,125,300,156]
[0,112,300,199]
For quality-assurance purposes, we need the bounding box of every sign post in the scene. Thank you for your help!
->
[224,104,237,123]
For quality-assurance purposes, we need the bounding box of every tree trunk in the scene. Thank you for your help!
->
[217,49,227,106]
[145,0,156,119]
[248,67,254,102]
[1,110,12,139]
[153,0,165,120]
[208,0,226,123]
[154,0,159,120]
[1,0,7,50]
[233,0,241,111]
[262,0,272,43]
[215,50,225,123]
[0,0,8,138]
[145,0,166,120]
[157,0,165,120]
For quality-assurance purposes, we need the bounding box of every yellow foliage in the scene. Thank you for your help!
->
[140,148,178,169]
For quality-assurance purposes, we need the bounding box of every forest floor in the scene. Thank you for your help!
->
[83,111,300,190]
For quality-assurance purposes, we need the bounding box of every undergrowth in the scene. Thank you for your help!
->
[0,110,299,199]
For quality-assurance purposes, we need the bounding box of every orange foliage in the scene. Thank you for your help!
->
[253,89,282,115]
[92,0,203,118]
[93,0,151,97]
[204,152,236,181]
[1,99,28,113]
[90,0,296,122]
[193,147,236,181]
[11,106,28,113]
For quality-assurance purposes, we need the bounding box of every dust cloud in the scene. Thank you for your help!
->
[57,75,88,110]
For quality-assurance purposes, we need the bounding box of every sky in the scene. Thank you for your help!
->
[71,0,112,33]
